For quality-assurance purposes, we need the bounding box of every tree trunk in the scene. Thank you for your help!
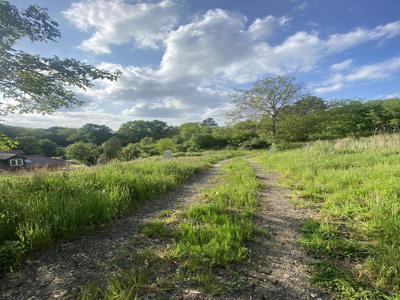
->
[271,115,277,144]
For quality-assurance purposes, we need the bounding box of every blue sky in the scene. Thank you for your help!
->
[6,0,400,129]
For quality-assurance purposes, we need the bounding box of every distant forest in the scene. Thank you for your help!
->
[1,97,400,164]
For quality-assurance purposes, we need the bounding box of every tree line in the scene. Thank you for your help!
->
[0,118,267,164]
[1,95,400,164]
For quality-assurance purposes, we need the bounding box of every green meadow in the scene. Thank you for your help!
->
[0,151,242,273]
[258,134,400,299]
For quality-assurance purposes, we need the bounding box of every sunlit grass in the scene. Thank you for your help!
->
[171,158,260,292]
[258,134,400,299]
[0,150,243,273]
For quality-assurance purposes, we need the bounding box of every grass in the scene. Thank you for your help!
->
[79,247,164,300]
[172,159,259,274]
[138,220,172,239]
[0,150,243,273]
[257,134,400,299]
[78,158,260,298]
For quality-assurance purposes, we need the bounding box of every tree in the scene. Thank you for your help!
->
[101,137,122,161]
[65,141,99,165]
[37,139,57,156]
[0,134,17,151]
[119,143,141,161]
[16,136,57,156]
[230,75,304,143]
[46,126,79,146]
[75,123,113,145]
[0,1,119,115]
[277,96,327,142]
[201,118,218,127]
[117,120,173,144]
[155,138,175,153]
[137,137,159,157]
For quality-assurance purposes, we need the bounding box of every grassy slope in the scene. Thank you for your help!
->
[0,150,243,273]
[258,135,400,299]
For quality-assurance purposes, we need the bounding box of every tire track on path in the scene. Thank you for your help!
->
[228,159,326,299]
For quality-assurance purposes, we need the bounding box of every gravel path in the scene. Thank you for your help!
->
[0,162,224,300]
[231,160,326,299]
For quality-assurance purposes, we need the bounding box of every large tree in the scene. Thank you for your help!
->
[230,75,304,143]
[101,136,122,161]
[74,123,113,145]
[117,120,174,144]
[65,141,99,165]
[0,1,119,115]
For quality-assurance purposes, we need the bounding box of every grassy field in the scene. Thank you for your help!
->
[80,158,260,298]
[258,134,400,299]
[0,150,243,273]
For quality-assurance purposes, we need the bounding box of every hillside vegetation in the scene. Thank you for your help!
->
[258,134,400,299]
[0,151,242,274]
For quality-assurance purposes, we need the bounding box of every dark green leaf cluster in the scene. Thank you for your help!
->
[0,1,119,115]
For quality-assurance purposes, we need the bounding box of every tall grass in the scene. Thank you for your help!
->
[258,134,400,299]
[0,151,242,273]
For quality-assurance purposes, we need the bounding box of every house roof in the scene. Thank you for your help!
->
[0,150,25,155]
[0,153,19,160]
[25,155,68,167]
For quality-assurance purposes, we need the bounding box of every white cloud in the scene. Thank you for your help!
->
[157,10,291,82]
[314,57,400,94]
[292,1,309,12]
[157,10,400,84]
[10,4,400,127]
[313,83,344,94]
[346,57,400,81]
[248,15,291,40]
[384,92,400,99]
[63,0,179,53]
[331,59,353,71]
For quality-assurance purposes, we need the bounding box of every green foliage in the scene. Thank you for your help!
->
[0,1,119,115]
[230,75,304,142]
[117,120,174,144]
[118,143,141,161]
[65,141,100,165]
[100,137,122,162]
[276,98,400,144]
[16,136,57,156]
[155,137,175,153]
[0,133,17,151]
[258,134,400,298]
[201,117,218,127]
[74,124,113,145]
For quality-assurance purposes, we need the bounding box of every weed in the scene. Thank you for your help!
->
[139,220,171,239]
[193,272,223,294]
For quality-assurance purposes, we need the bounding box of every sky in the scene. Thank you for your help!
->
[4,0,400,129]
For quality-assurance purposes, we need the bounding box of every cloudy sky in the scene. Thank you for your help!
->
[5,0,400,129]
